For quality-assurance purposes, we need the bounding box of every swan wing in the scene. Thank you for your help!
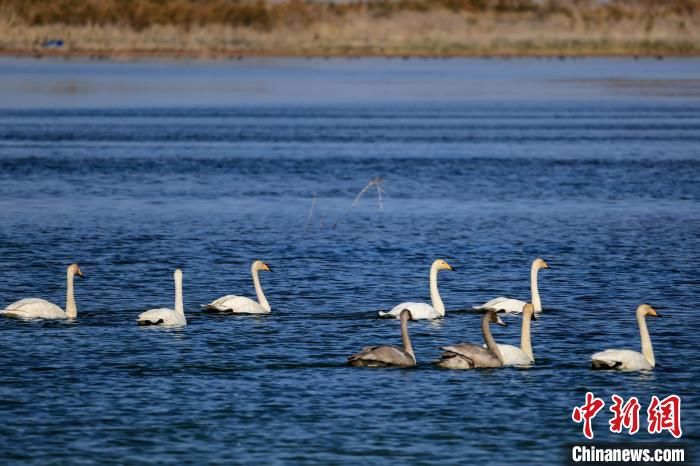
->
[2,298,66,319]
[205,295,267,314]
[591,349,651,371]
[206,295,237,308]
[348,345,415,367]
[440,343,503,368]
[379,302,439,320]
[474,297,526,314]
[137,308,185,327]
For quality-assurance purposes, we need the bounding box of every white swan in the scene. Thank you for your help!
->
[379,259,455,320]
[204,260,273,314]
[591,304,660,371]
[474,258,550,314]
[137,269,186,327]
[492,302,536,366]
[2,263,84,319]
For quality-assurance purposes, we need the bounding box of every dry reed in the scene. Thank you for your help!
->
[0,0,697,57]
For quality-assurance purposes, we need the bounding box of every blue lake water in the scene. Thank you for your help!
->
[0,57,698,464]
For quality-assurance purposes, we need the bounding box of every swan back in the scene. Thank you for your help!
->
[205,295,269,314]
[591,349,652,371]
[137,307,186,327]
[438,343,503,369]
[474,297,527,314]
[348,345,415,367]
[383,302,438,320]
[3,298,66,319]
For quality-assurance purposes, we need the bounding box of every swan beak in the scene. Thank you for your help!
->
[496,316,506,326]
[448,265,456,272]
[531,313,537,321]
[76,270,85,278]
[263,264,273,272]
[543,262,551,269]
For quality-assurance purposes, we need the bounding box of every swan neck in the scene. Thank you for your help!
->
[252,266,271,312]
[482,316,504,363]
[65,269,77,318]
[400,316,414,361]
[637,311,655,367]
[174,273,183,314]
[521,312,534,362]
[531,263,541,312]
[429,265,445,316]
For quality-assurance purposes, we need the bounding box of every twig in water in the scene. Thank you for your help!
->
[305,192,317,230]
[333,176,385,229]
[352,176,385,210]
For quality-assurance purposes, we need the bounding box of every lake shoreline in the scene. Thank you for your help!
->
[1,47,696,61]
[2,1,697,62]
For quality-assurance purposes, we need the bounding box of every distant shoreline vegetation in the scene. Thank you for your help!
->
[0,0,698,58]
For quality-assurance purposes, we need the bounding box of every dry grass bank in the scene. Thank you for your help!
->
[0,0,698,57]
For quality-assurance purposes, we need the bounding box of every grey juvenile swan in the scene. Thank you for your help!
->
[348,309,416,367]
[437,310,506,369]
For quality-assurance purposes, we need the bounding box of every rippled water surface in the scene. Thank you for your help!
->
[0,58,698,464]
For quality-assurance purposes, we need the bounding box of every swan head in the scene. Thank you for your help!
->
[68,263,84,279]
[522,303,537,320]
[253,260,273,272]
[433,259,456,272]
[533,258,550,270]
[399,309,413,321]
[485,310,506,326]
[174,268,183,280]
[637,304,661,318]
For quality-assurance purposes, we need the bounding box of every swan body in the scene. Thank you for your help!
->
[591,350,652,371]
[495,344,532,366]
[204,261,272,314]
[437,310,506,369]
[379,259,455,320]
[349,309,415,367]
[591,304,659,371]
[3,298,67,319]
[383,302,440,320]
[137,269,186,327]
[476,297,528,314]
[2,264,84,320]
[474,258,550,314]
[488,302,537,366]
